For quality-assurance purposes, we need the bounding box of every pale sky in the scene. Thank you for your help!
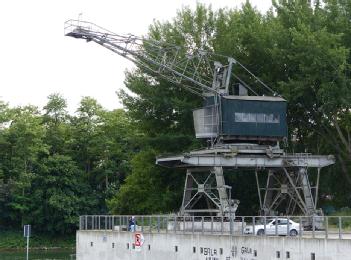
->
[0,0,272,113]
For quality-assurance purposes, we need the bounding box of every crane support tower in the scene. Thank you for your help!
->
[65,20,335,219]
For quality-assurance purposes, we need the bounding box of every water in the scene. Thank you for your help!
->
[0,250,75,260]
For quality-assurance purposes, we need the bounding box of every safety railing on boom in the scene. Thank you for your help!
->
[79,215,351,240]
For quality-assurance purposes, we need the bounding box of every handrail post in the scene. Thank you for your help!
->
[141,216,144,233]
[201,216,204,234]
[149,216,152,233]
[192,216,195,234]
[325,216,328,239]
[157,215,160,233]
[299,217,302,238]
[252,217,255,236]
[85,215,87,230]
[230,214,233,236]
[221,216,223,235]
[263,216,266,236]
[165,216,168,234]
[287,217,290,237]
[312,216,315,238]
[241,217,244,235]
[119,216,122,231]
[211,216,213,234]
[183,216,185,234]
[275,216,278,236]
[338,217,342,239]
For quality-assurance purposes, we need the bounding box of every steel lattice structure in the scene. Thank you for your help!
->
[64,19,275,98]
[65,19,335,221]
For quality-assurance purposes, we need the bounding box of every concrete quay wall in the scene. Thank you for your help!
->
[76,230,351,260]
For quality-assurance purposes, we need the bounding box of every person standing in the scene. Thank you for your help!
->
[129,216,136,232]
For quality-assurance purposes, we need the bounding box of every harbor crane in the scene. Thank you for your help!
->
[65,19,334,220]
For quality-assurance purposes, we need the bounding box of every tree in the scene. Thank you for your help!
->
[0,101,12,227]
[1,105,47,227]
[267,1,351,202]
[70,97,105,176]
[43,93,70,155]
[107,150,183,214]
[29,154,98,234]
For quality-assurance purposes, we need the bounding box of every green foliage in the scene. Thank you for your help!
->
[2,1,351,237]
[107,150,183,214]
[28,154,98,234]
[0,95,136,234]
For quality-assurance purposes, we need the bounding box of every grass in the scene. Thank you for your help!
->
[0,230,75,251]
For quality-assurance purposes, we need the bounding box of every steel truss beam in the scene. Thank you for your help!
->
[157,153,335,168]
[180,167,238,216]
[158,150,334,217]
[256,167,321,216]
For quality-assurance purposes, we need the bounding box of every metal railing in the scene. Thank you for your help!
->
[79,215,351,240]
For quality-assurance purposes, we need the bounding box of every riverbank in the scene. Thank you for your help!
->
[0,230,75,251]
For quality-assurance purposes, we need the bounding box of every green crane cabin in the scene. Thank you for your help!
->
[193,95,287,143]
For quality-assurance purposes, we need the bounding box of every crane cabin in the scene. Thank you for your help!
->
[193,95,287,143]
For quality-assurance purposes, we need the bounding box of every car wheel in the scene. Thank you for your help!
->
[257,229,265,236]
[289,229,298,236]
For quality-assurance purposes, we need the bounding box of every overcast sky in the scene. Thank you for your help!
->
[0,0,272,113]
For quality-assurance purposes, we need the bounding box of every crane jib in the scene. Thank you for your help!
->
[64,19,277,98]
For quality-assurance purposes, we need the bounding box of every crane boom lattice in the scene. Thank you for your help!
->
[64,19,275,98]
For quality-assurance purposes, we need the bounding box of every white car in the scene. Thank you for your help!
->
[244,218,302,236]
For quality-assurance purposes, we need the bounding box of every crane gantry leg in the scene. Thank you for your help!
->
[256,167,319,217]
[180,167,238,216]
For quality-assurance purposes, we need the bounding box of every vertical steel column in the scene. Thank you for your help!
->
[299,168,315,216]
[314,168,321,210]
[262,170,275,215]
[212,167,228,214]
[255,170,262,210]
[180,169,194,215]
